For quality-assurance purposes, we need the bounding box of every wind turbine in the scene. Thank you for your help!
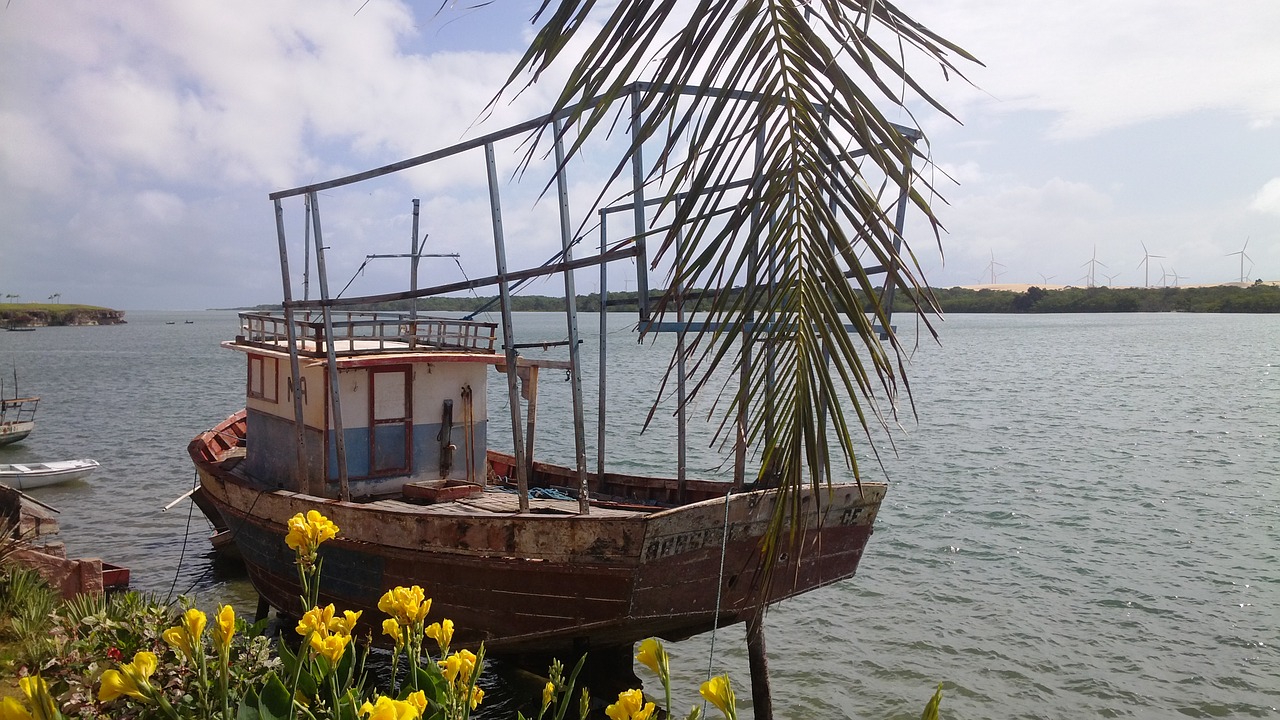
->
[983,251,1006,285]
[1102,272,1120,287]
[1137,241,1165,288]
[1226,237,1252,283]
[1169,267,1188,287]
[1081,245,1106,288]
[1038,273,1057,285]
[1158,263,1170,287]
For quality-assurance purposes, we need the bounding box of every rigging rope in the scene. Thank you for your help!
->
[164,470,201,606]
[705,488,733,688]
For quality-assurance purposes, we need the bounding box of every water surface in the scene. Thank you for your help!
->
[2,311,1276,718]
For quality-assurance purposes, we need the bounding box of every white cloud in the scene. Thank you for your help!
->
[1,0,1278,308]
[1249,178,1280,216]
[900,0,1280,138]
[0,112,74,193]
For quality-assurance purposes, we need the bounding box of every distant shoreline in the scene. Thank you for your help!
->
[222,280,1280,315]
[0,303,126,328]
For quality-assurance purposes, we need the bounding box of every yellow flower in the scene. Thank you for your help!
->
[184,607,207,642]
[438,649,478,686]
[469,685,485,710]
[635,638,668,678]
[16,676,55,720]
[699,675,736,720]
[329,609,363,635]
[378,585,431,625]
[286,510,339,557]
[406,691,427,714]
[214,604,236,652]
[163,608,207,660]
[381,618,404,647]
[310,631,351,665]
[99,651,159,703]
[359,695,420,720]
[162,626,193,659]
[605,689,655,720]
[297,604,337,638]
[425,618,453,649]
[0,696,31,720]
[541,680,555,712]
[98,669,142,702]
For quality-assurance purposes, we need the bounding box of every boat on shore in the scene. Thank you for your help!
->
[0,459,100,490]
[188,81,910,662]
[1,484,130,594]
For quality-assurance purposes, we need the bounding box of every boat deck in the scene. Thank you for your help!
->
[366,490,646,518]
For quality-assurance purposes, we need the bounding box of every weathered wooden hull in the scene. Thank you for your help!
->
[190,412,885,655]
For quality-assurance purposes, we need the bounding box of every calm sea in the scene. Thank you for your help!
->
[1,311,1276,719]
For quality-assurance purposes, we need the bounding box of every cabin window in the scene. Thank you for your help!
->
[247,355,279,403]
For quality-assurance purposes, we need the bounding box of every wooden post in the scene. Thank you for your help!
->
[746,609,773,720]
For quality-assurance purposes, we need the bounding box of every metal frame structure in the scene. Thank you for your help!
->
[264,81,918,510]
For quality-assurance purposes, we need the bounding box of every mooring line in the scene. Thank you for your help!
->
[705,488,733,690]
[164,469,201,606]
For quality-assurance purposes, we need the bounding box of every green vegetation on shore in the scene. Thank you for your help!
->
[920,283,1280,313]
[255,282,1280,316]
[0,304,126,327]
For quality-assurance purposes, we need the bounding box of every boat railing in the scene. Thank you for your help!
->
[235,311,497,357]
[0,397,38,423]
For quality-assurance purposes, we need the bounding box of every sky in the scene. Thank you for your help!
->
[1,1,1279,311]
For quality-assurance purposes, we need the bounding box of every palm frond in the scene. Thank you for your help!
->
[501,1,976,540]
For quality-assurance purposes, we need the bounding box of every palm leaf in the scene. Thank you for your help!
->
[499,1,977,546]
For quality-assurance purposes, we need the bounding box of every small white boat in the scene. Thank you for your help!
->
[0,459,100,490]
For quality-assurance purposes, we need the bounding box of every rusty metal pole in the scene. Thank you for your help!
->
[308,192,350,501]
[273,199,310,495]
[484,141,529,511]
[523,366,539,489]
[597,211,609,480]
[552,118,591,514]
[879,146,914,338]
[629,87,650,322]
[410,199,420,349]
[675,230,688,503]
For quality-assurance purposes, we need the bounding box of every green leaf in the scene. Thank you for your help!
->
[236,686,261,720]
[258,672,294,720]
[413,664,448,702]
[921,683,944,720]
[336,690,362,720]
[276,636,299,675]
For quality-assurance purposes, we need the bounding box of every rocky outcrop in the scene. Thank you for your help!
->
[0,307,126,327]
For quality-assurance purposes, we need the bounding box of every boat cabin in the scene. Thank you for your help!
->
[229,311,526,499]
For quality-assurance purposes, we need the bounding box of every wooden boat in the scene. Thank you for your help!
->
[0,459,100,490]
[191,400,883,654]
[0,395,38,446]
[188,82,907,660]
[2,484,130,595]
